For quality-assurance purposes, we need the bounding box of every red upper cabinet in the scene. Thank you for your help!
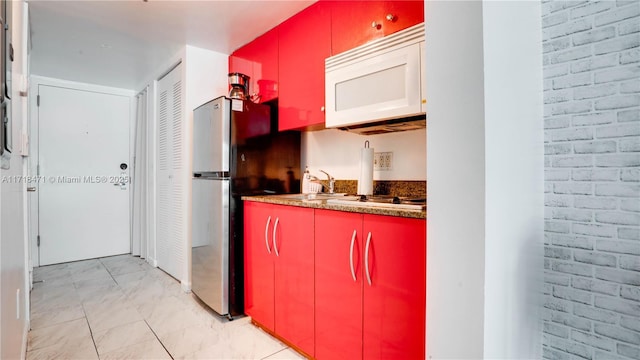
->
[382,1,424,36]
[330,1,424,55]
[330,1,386,56]
[278,2,331,131]
[229,27,278,103]
[229,1,422,130]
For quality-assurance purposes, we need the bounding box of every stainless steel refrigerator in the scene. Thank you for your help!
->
[191,96,300,319]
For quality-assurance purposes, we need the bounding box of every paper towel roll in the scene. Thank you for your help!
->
[357,145,374,195]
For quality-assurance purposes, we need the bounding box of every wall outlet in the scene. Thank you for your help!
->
[374,152,393,171]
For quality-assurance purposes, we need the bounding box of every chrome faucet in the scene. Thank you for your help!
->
[319,170,335,194]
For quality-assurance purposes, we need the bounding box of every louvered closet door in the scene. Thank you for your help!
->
[156,63,187,282]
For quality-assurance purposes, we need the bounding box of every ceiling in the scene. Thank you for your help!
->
[28,0,315,91]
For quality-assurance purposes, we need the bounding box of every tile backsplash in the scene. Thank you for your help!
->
[334,180,426,197]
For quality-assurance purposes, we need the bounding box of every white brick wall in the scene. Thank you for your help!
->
[543,1,640,359]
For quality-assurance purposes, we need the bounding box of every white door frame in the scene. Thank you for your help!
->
[28,75,135,266]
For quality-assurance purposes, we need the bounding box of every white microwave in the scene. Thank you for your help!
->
[325,23,425,130]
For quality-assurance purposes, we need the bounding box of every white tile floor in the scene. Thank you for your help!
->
[28,255,306,360]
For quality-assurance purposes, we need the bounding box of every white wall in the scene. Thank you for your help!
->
[1,1,30,359]
[184,45,228,289]
[425,1,486,358]
[426,1,543,359]
[140,45,228,286]
[184,45,229,117]
[301,128,426,180]
[541,2,640,359]
[482,1,543,358]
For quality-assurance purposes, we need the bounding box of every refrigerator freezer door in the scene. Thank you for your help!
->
[191,177,229,315]
[193,97,230,173]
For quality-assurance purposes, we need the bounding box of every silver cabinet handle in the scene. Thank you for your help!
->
[386,14,395,21]
[350,230,357,282]
[365,232,372,286]
[371,21,379,29]
[273,217,280,257]
[320,106,325,112]
[27,187,36,192]
[264,216,271,254]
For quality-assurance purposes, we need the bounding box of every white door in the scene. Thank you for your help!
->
[156,63,188,283]
[38,85,131,265]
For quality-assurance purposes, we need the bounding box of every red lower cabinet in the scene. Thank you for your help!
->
[315,210,426,360]
[273,205,315,355]
[244,201,275,330]
[362,214,426,360]
[248,203,425,359]
[244,201,315,356]
[315,210,364,360]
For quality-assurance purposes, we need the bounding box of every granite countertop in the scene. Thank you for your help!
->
[242,194,426,220]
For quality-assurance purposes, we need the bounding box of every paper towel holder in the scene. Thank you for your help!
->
[357,140,374,196]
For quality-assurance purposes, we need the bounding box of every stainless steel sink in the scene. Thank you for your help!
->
[326,196,426,211]
[275,193,350,200]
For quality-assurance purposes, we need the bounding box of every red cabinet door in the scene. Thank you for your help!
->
[229,27,278,103]
[273,205,315,356]
[330,1,386,55]
[382,1,424,37]
[362,215,426,360]
[330,1,424,55]
[243,201,275,331]
[278,2,331,131]
[315,210,364,360]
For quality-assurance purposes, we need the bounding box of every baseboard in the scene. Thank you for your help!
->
[146,257,158,268]
[250,319,311,359]
[21,319,29,360]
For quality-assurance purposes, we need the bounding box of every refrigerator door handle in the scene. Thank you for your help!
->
[264,216,272,254]
[273,217,280,257]
[193,171,229,179]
